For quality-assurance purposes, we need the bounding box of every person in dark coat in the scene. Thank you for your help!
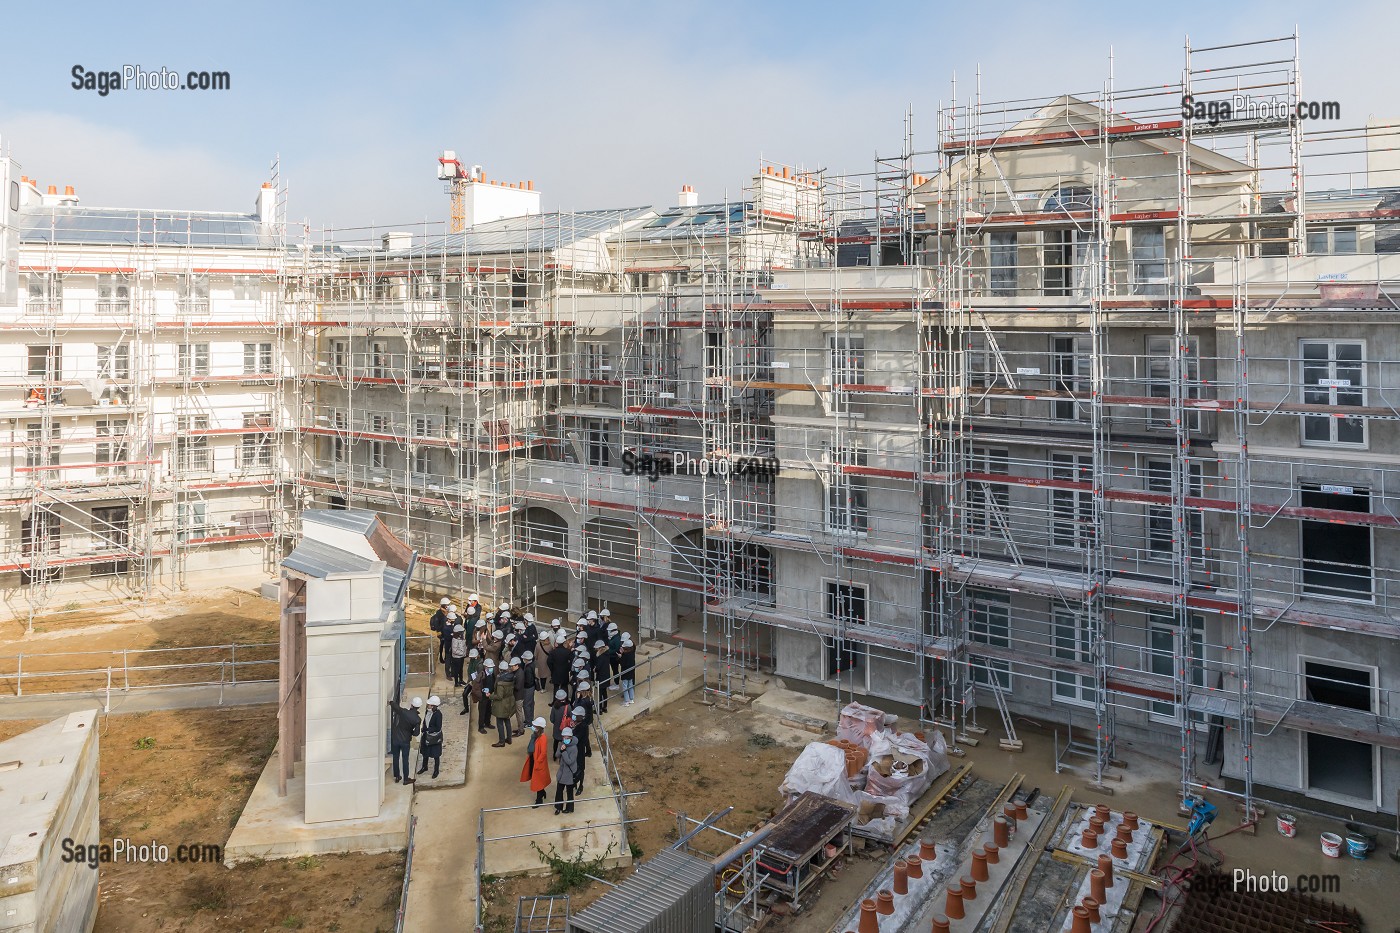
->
[449,623,468,687]
[416,696,444,779]
[549,689,569,759]
[590,641,610,714]
[491,665,518,747]
[460,648,480,715]
[569,705,588,793]
[548,636,572,693]
[476,658,497,734]
[437,608,458,674]
[518,652,537,733]
[464,594,482,631]
[388,695,422,783]
[573,685,594,761]
[605,621,623,691]
[554,727,579,814]
[429,598,451,663]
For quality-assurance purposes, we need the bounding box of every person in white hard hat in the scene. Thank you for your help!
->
[568,704,589,793]
[437,606,458,671]
[464,594,482,629]
[521,716,552,807]
[548,633,572,694]
[591,640,611,713]
[491,660,518,747]
[388,694,423,783]
[449,622,468,687]
[416,696,444,779]
[461,648,481,715]
[493,600,511,628]
[619,633,637,705]
[511,656,532,735]
[605,621,622,692]
[573,684,594,763]
[549,688,570,758]
[555,727,579,814]
[476,658,497,734]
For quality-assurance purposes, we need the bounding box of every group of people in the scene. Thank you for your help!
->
[413,595,638,815]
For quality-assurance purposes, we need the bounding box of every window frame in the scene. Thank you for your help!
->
[1300,339,1367,448]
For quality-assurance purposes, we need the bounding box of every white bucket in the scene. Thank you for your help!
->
[1320,832,1343,858]
[1277,813,1297,837]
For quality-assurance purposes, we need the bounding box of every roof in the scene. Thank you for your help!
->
[284,509,415,622]
[632,202,753,242]
[19,206,282,249]
[413,207,653,257]
[567,847,715,933]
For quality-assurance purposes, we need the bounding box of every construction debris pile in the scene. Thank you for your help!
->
[780,702,950,842]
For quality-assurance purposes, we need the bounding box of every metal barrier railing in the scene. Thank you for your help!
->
[395,814,418,933]
[0,632,438,711]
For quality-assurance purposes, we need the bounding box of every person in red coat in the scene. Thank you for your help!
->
[520,716,552,807]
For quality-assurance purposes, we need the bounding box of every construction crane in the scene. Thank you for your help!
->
[437,151,480,233]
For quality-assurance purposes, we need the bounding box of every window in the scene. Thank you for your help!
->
[177,343,210,377]
[369,341,389,379]
[825,443,869,535]
[1302,340,1365,446]
[966,332,998,388]
[586,419,610,467]
[1149,613,1205,721]
[1052,609,1094,706]
[1302,658,1377,803]
[96,274,131,313]
[969,589,1011,690]
[580,342,611,381]
[828,334,865,386]
[369,415,389,470]
[173,416,210,471]
[26,273,61,311]
[1052,336,1089,421]
[241,412,273,468]
[1043,228,1090,297]
[1050,453,1094,547]
[330,339,348,376]
[1132,226,1167,293]
[176,501,207,543]
[1043,186,1095,214]
[90,505,130,576]
[243,342,273,375]
[231,275,260,301]
[1307,226,1358,255]
[1301,484,1372,600]
[456,450,474,481]
[177,274,210,309]
[966,447,1010,535]
[825,582,867,677]
[412,447,432,475]
[25,422,60,468]
[27,344,60,379]
[96,419,129,477]
[1147,460,1205,562]
[331,410,348,464]
[1147,335,1202,431]
[511,272,527,310]
[97,343,131,382]
[989,232,1017,296]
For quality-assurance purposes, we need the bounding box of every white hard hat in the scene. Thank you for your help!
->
[606,622,618,631]
[440,597,451,607]
[468,648,479,658]
[600,608,611,617]
[453,623,464,633]
[586,610,597,619]
[571,706,585,717]
[551,618,562,627]
[499,601,510,610]
[468,594,479,602]
[411,696,423,708]
[510,657,521,667]
[523,613,534,622]
[555,634,568,645]
[523,651,534,661]
[594,640,606,650]
[555,689,567,699]
[572,658,586,669]
[532,716,548,729]
[484,658,496,668]
[427,695,440,706]
[448,605,458,614]
[578,681,591,691]
[513,621,525,631]
[492,630,504,640]
[561,727,574,738]
[476,620,487,628]
[621,634,633,645]
[447,612,458,621]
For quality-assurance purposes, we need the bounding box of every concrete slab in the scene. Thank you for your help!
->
[224,745,411,865]
[0,682,278,719]
[0,708,100,933]
[751,687,839,728]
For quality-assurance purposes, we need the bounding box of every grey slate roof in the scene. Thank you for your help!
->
[413,207,653,257]
[19,206,282,249]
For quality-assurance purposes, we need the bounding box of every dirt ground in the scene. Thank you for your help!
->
[1,707,404,933]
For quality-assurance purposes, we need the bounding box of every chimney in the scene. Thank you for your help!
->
[256,182,277,227]
[678,184,699,208]
[42,185,62,207]
[59,185,79,207]
[1367,119,1400,188]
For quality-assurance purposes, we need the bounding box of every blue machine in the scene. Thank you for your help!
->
[1184,796,1218,839]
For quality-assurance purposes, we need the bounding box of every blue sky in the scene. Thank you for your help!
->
[1,0,1396,228]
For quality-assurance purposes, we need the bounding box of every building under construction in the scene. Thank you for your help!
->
[1,32,1398,818]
